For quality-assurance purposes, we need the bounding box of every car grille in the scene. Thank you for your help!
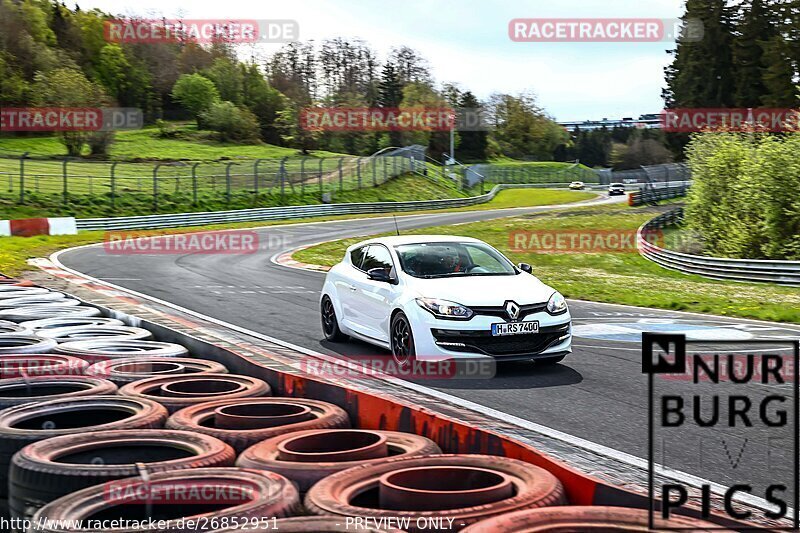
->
[431,323,570,357]
[469,302,548,321]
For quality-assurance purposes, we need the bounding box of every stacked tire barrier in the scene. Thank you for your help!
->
[0,275,752,531]
[638,208,800,285]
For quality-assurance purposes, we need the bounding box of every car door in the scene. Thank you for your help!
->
[349,244,397,343]
[337,245,367,329]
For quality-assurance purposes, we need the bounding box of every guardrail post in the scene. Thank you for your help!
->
[300,157,306,197]
[153,163,163,211]
[110,161,118,210]
[254,159,262,199]
[338,158,344,192]
[19,152,28,204]
[280,157,288,202]
[62,158,69,206]
[226,162,234,204]
[319,158,324,196]
[192,163,200,206]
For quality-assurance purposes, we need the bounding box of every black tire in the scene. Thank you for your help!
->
[536,354,567,366]
[0,396,167,503]
[32,468,300,533]
[321,296,347,342]
[9,429,235,522]
[390,312,416,368]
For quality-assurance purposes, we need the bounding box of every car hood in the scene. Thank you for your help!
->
[405,274,556,306]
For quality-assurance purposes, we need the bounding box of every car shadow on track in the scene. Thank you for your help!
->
[420,362,583,391]
[320,338,584,391]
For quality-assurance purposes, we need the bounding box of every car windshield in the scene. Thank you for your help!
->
[611,183,624,187]
[394,242,517,279]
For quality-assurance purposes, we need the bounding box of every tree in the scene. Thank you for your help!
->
[32,67,110,156]
[487,92,568,161]
[204,57,244,105]
[242,63,286,144]
[96,44,130,102]
[732,0,776,107]
[201,101,260,142]
[760,34,799,106]
[277,102,319,154]
[663,0,736,108]
[171,73,220,125]
[456,91,488,161]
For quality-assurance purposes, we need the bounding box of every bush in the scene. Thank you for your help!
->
[684,132,800,259]
[201,101,260,142]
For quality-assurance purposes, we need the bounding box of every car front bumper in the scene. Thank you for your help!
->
[407,304,572,361]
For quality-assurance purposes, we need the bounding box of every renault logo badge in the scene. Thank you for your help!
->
[505,301,520,321]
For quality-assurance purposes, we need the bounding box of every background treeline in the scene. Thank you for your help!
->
[684,131,800,260]
[0,0,569,162]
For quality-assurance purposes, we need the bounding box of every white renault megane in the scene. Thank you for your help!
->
[320,235,572,366]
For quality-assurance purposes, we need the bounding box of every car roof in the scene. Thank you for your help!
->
[348,235,484,249]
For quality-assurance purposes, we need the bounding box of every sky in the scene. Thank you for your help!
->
[67,0,688,121]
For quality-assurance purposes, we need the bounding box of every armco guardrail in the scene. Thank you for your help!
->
[628,183,690,206]
[638,208,800,285]
[76,183,573,231]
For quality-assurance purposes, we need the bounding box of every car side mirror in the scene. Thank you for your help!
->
[517,262,533,274]
[367,267,395,283]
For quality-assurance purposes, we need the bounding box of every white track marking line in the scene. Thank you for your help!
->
[46,245,787,514]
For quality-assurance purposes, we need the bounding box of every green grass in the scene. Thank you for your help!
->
[0,187,595,278]
[0,124,343,161]
[294,202,800,324]
[0,173,468,219]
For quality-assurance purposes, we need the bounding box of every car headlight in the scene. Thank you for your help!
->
[416,298,474,320]
[547,292,568,315]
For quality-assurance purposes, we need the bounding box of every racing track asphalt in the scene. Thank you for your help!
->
[57,193,800,508]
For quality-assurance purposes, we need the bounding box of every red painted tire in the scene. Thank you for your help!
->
[0,396,167,501]
[0,280,36,288]
[460,506,732,532]
[218,516,406,532]
[10,429,235,521]
[0,355,88,379]
[237,429,441,492]
[56,339,188,364]
[0,375,117,409]
[31,468,301,532]
[305,454,566,532]
[86,357,228,385]
[167,398,350,453]
[120,373,270,413]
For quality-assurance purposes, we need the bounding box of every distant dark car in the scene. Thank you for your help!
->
[608,182,626,196]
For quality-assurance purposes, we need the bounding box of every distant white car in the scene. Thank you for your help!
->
[569,181,585,190]
[608,182,626,195]
[320,236,572,367]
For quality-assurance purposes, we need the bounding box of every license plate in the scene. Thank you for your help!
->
[491,321,539,336]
